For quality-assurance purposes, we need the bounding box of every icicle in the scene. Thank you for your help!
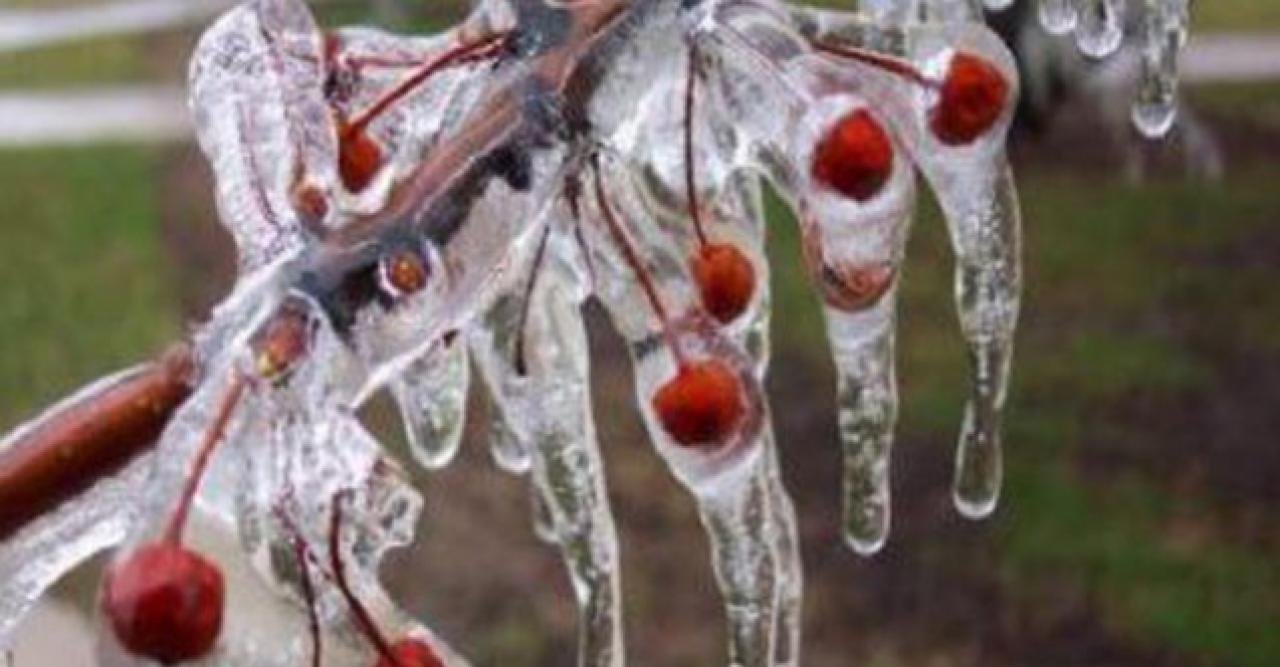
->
[391,337,470,470]
[761,434,801,666]
[714,178,803,666]
[523,266,624,667]
[485,389,533,475]
[1038,0,1079,35]
[857,28,1022,520]
[1132,0,1188,138]
[933,164,1021,519]
[1074,0,1125,59]
[696,470,779,667]
[795,90,916,553]
[889,28,1022,520]
[471,213,624,666]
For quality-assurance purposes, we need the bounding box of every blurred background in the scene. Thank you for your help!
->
[1,0,1278,665]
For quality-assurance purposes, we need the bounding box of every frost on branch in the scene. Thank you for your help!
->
[0,0,1187,664]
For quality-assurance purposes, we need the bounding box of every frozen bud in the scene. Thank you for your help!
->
[652,359,747,447]
[380,247,430,297]
[291,181,330,227]
[251,298,314,381]
[102,543,225,665]
[691,243,756,324]
[929,52,1009,146]
[811,109,894,201]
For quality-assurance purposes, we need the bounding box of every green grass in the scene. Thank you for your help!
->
[1195,0,1280,32]
[0,146,179,430]
[1002,463,1280,667]
[0,35,150,90]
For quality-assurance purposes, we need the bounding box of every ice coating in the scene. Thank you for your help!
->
[0,0,1196,661]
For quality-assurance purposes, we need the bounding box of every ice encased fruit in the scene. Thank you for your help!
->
[102,543,225,664]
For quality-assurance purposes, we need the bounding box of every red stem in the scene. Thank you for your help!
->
[295,534,321,667]
[164,373,248,545]
[589,157,688,368]
[275,505,323,667]
[810,40,937,89]
[683,43,709,247]
[329,490,402,666]
[344,32,509,137]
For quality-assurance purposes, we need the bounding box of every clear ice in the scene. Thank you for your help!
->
[0,0,1188,663]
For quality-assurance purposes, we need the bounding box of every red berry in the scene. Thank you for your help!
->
[811,109,894,202]
[103,542,225,664]
[691,243,756,324]
[375,638,445,667]
[652,359,746,447]
[338,121,383,193]
[929,52,1009,146]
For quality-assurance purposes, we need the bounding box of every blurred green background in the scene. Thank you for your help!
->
[1,1,1278,666]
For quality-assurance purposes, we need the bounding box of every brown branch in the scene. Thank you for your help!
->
[0,344,195,540]
[0,0,638,542]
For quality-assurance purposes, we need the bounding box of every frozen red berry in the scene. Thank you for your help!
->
[811,109,894,202]
[338,121,383,193]
[652,359,746,447]
[103,542,225,665]
[691,243,756,324]
[375,638,445,667]
[929,52,1009,146]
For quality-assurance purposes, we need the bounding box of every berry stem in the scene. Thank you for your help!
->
[810,40,937,90]
[589,157,688,368]
[164,373,248,545]
[273,503,322,667]
[344,32,509,138]
[513,226,552,377]
[329,490,402,667]
[295,535,321,667]
[683,42,710,248]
